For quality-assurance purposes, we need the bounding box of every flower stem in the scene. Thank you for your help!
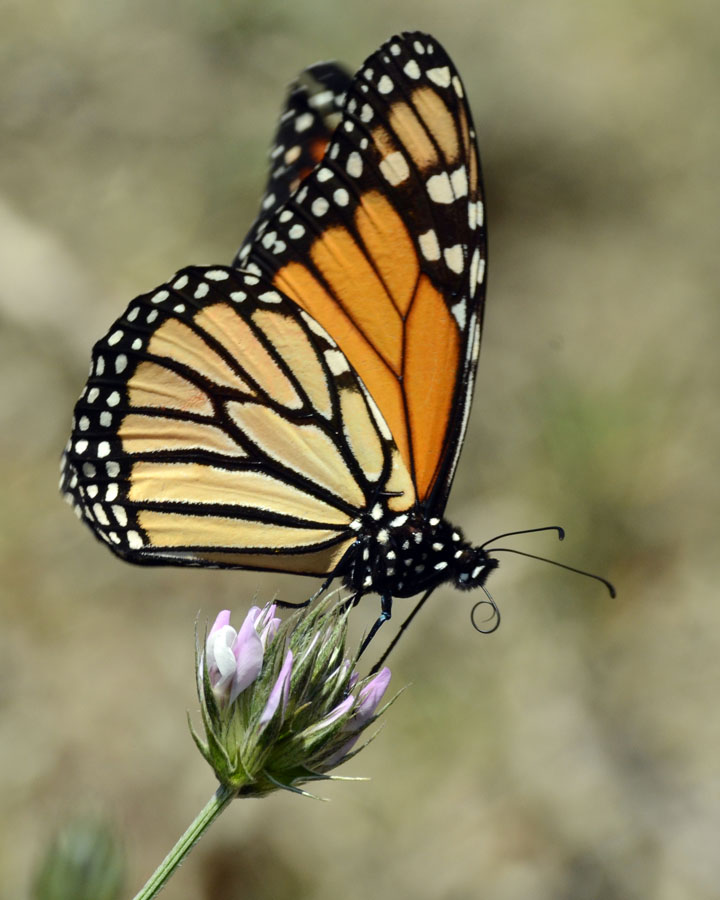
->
[131,784,235,900]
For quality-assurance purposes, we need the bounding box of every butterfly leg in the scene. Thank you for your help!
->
[358,594,393,658]
[274,575,335,610]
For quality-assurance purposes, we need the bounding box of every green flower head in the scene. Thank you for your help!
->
[192,597,394,797]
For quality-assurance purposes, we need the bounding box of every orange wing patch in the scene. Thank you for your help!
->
[310,227,404,371]
[272,261,410,466]
[386,101,440,171]
[354,191,418,316]
[404,276,460,499]
[410,87,461,164]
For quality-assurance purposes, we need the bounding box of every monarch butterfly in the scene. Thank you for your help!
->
[61,32,612,646]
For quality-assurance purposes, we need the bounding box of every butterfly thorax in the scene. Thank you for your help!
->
[340,506,498,599]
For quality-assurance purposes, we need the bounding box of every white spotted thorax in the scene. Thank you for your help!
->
[343,502,498,598]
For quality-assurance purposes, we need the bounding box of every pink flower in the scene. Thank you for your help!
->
[323,667,392,765]
[205,605,278,705]
[193,597,398,796]
[259,649,293,730]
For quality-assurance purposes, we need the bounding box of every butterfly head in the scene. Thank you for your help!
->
[451,544,499,592]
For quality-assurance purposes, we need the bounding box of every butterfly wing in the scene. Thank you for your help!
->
[236,31,487,514]
[237,62,352,257]
[61,265,415,572]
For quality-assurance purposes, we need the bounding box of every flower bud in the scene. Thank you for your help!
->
[192,598,395,797]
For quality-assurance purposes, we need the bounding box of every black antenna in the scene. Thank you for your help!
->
[485,546,616,598]
[470,584,501,633]
[480,525,565,549]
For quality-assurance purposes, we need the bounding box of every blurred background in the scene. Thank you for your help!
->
[2,0,718,897]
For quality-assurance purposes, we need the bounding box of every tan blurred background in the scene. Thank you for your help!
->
[2,0,719,897]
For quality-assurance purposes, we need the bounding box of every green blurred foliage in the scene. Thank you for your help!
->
[33,817,124,900]
[1,1,719,898]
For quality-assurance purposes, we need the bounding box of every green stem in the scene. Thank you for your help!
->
[131,784,234,900]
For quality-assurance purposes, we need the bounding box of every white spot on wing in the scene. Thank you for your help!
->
[451,298,467,329]
[427,66,451,88]
[93,503,109,526]
[311,197,329,216]
[468,201,478,230]
[346,152,363,178]
[444,244,464,274]
[469,249,480,296]
[450,166,468,198]
[403,60,421,79]
[427,172,454,204]
[324,349,349,374]
[112,505,128,526]
[419,229,441,261]
[378,75,394,94]
[379,151,410,186]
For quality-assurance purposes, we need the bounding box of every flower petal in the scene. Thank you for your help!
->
[259,649,293,730]
[351,667,391,730]
[305,694,355,737]
[207,625,239,689]
[208,609,231,638]
[228,610,265,703]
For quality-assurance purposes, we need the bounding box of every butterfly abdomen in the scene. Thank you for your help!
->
[339,508,497,599]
